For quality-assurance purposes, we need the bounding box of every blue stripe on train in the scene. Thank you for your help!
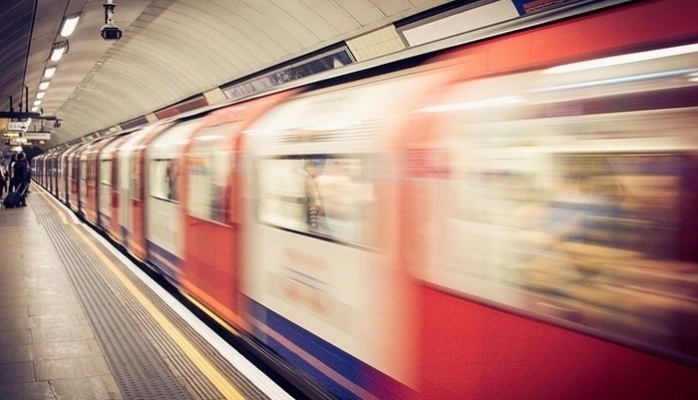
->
[145,240,180,279]
[247,299,362,399]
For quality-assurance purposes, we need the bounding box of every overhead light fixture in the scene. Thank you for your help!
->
[34,100,42,106]
[60,15,81,37]
[50,45,67,61]
[36,92,45,100]
[31,106,39,112]
[44,67,56,78]
[39,81,50,90]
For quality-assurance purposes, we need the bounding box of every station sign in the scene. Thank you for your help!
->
[8,121,28,131]
[24,132,51,140]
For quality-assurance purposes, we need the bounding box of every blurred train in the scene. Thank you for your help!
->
[31,0,698,398]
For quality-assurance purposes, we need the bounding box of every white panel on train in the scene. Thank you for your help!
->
[145,118,201,278]
[242,70,439,384]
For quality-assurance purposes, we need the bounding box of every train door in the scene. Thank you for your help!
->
[180,91,293,330]
[118,123,168,261]
[58,146,74,203]
[88,135,122,226]
[144,118,202,280]
[46,151,55,194]
[68,143,88,212]
[99,133,130,240]
[80,137,108,223]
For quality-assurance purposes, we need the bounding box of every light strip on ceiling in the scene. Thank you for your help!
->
[39,81,50,90]
[50,46,66,62]
[60,15,81,37]
[44,67,56,78]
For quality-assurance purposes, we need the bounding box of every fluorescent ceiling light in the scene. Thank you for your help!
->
[544,43,698,74]
[50,46,66,62]
[44,67,56,78]
[36,92,45,100]
[31,106,39,112]
[60,15,80,37]
[39,81,50,90]
[34,100,42,106]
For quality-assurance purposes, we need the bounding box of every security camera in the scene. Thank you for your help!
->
[101,25,122,40]
[54,119,62,128]
[101,1,122,40]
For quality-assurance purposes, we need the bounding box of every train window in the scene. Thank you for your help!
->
[186,124,235,225]
[419,47,698,360]
[442,148,698,355]
[79,159,87,181]
[429,110,698,361]
[149,158,179,202]
[257,155,376,247]
[100,159,112,185]
[131,157,140,200]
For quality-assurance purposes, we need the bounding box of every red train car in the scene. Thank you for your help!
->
[117,123,171,262]
[180,91,295,332]
[81,136,121,226]
[404,0,698,397]
[97,133,131,241]
[67,142,89,214]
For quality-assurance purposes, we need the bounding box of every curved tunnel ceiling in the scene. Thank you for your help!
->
[1,0,458,148]
[3,0,635,149]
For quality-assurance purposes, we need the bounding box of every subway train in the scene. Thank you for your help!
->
[31,0,698,398]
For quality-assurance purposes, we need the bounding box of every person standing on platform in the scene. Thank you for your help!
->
[8,154,17,192]
[12,153,29,206]
[0,160,7,199]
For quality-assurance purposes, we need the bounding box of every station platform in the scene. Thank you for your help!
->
[0,186,293,400]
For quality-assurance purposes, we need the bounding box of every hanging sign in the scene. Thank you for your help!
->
[24,132,51,140]
[8,121,28,131]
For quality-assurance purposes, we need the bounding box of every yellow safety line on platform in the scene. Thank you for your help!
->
[71,225,246,400]
[181,292,241,337]
[42,192,245,400]
[38,191,69,224]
